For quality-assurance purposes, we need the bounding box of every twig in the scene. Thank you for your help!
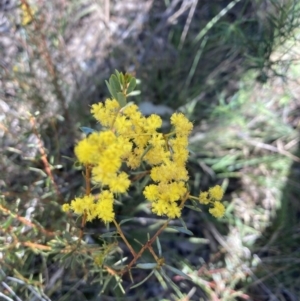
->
[120,219,170,275]
[0,204,56,237]
[29,115,62,200]
[113,219,137,258]
[78,165,92,243]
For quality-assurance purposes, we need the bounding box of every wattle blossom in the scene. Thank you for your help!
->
[63,97,225,223]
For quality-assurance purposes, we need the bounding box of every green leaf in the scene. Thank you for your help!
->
[80,126,96,135]
[115,279,125,294]
[166,226,193,236]
[140,144,153,161]
[119,101,134,113]
[189,237,210,244]
[160,269,183,297]
[117,92,127,108]
[109,75,121,98]
[119,218,134,226]
[136,263,157,269]
[164,265,192,281]
[179,217,188,229]
[100,231,117,238]
[156,237,162,257]
[113,257,128,267]
[185,204,202,213]
[29,167,47,177]
[130,270,155,289]
[126,77,136,95]
[115,70,125,90]
[115,69,121,79]
[119,72,125,88]
[101,275,113,293]
[105,80,115,99]
[126,90,141,96]
[2,216,14,230]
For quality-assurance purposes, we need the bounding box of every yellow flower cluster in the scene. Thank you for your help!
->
[74,131,131,193]
[63,97,225,223]
[199,185,225,218]
[20,3,36,26]
[143,113,193,218]
[62,192,114,222]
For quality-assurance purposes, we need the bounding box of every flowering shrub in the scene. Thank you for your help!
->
[62,71,225,284]
[63,72,224,220]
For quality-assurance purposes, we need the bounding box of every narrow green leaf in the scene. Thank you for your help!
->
[133,238,144,247]
[179,217,188,229]
[110,74,121,94]
[166,226,193,236]
[115,69,120,79]
[140,144,153,161]
[126,77,136,95]
[136,263,157,269]
[153,270,167,289]
[117,92,127,108]
[115,279,125,294]
[100,231,117,238]
[80,126,96,135]
[184,204,202,213]
[119,72,125,88]
[119,101,134,113]
[111,74,121,88]
[2,216,14,230]
[160,269,183,297]
[101,275,113,293]
[126,90,141,96]
[108,77,119,100]
[29,167,47,177]
[116,70,125,90]
[113,257,128,267]
[105,80,114,98]
[119,218,134,226]
[164,264,192,281]
[189,237,209,244]
[156,237,162,257]
[130,270,155,289]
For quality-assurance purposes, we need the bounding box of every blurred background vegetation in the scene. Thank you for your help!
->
[1,0,300,300]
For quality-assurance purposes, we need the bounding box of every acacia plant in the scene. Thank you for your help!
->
[62,71,225,283]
